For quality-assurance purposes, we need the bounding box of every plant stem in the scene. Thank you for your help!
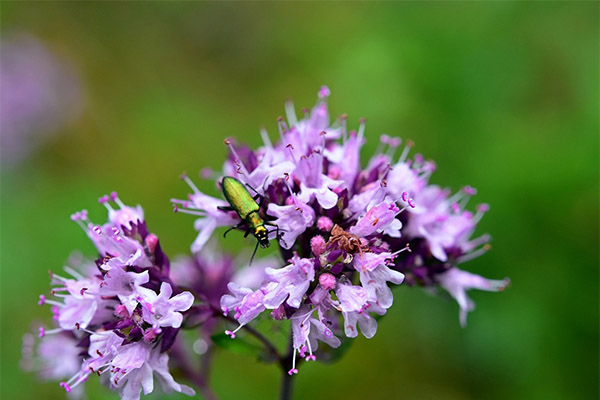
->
[279,369,294,400]
[214,305,297,399]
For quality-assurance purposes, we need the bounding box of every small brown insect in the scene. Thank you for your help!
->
[327,224,369,254]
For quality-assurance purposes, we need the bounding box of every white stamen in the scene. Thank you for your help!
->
[182,175,201,195]
[260,127,273,149]
[174,208,207,217]
[456,244,491,264]
[63,266,84,280]
[285,101,298,126]
[398,141,413,163]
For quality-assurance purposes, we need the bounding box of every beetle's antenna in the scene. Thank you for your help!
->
[249,241,260,266]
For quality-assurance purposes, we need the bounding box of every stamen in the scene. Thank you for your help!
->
[59,382,72,393]
[63,266,84,280]
[260,127,273,149]
[399,191,416,208]
[456,244,491,264]
[391,244,411,257]
[473,204,489,223]
[39,327,61,338]
[318,85,330,99]
[225,138,251,179]
[376,134,390,156]
[447,188,467,206]
[110,192,126,209]
[45,299,66,307]
[285,101,298,126]
[459,187,476,209]
[386,137,401,159]
[413,153,424,169]
[286,143,298,165]
[320,130,327,152]
[288,350,298,375]
[340,113,348,143]
[172,208,206,217]
[398,140,414,163]
[179,173,201,195]
[225,324,243,339]
[468,234,491,249]
[358,118,366,141]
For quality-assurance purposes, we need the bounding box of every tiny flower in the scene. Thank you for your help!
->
[335,282,369,313]
[262,256,315,309]
[295,152,342,210]
[171,174,238,252]
[99,265,150,315]
[267,197,315,249]
[349,201,402,238]
[140,282,194,329]
[436,268,510,326]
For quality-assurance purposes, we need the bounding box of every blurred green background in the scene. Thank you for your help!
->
[1,2,598,400]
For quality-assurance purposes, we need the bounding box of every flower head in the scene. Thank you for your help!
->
[32,195,196,398]
[206,87,508,373]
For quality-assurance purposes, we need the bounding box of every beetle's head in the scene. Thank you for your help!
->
[254,226,270,249]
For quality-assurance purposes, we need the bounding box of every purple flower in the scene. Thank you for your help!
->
[289,305,341,373]
[436,268,510,326]
[1,34,83,167]
[335,282,368,313]
[30,195,196,398]
[267,196,315,249]
[212,87,502,373]
[171,174,238,252]
[99,265,150,315]
[140,282,194,329]
[263,256,315,309]
[341,302,385,339]
[349,200,403,238]
[405,185,481,262]
[21,332,82,384]
[181,87,505,374]
[294,152,342,209]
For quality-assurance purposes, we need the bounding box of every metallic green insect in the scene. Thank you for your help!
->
[219,176,279,260]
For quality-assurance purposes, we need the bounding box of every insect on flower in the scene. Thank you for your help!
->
[218,176,281,262]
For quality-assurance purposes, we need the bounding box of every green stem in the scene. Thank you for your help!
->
[279,330,296,400]
[213,305,281,361]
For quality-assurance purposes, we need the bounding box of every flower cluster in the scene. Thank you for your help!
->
[35,193,195,400]
[173,87,509,374]
[26,87,509,400]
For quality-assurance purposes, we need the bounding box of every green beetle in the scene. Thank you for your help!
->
[219,176,279,259]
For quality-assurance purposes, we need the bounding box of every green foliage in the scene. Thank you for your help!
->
[211,333,266,361]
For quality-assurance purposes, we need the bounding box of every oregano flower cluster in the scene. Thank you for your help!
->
[24,87,509,400]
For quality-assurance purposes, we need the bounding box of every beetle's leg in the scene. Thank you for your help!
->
[249,241,260,266]
[245,182,261,196]
[266,225,286,246]
[217,205,235,212]
[244,227,252,238]
[245,183,268,208]
[265,221,287,235]
[267,226,287,248]
[223,222,244,238]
